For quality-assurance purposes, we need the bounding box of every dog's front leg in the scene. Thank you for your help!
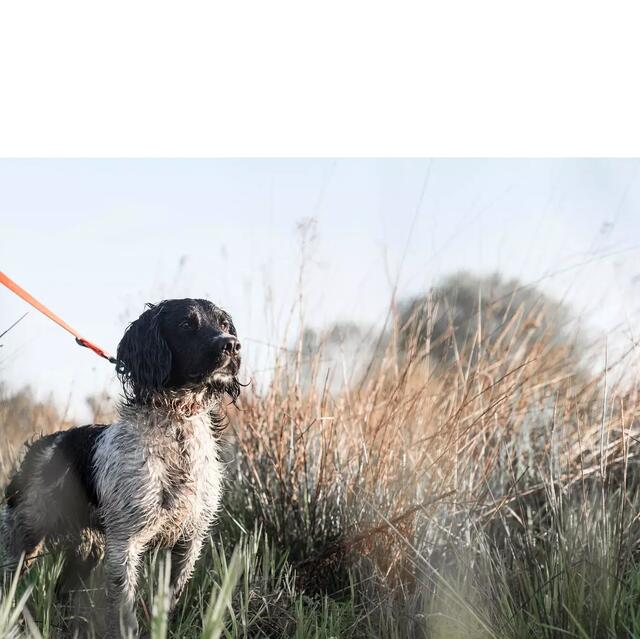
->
[168,533,205,613]
[104,535,145,638]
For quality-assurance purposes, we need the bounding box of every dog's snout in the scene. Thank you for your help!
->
[224,336,241,355]
[217,335,241,356]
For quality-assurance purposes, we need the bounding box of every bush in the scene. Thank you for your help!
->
[398,271,585,370]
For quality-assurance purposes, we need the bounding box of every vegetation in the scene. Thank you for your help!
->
[397,271,584,367]
[2,272,640,638]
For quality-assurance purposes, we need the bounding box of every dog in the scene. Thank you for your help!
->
[1,298,241,637]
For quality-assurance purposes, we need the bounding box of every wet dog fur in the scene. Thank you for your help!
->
[1,298,241,638]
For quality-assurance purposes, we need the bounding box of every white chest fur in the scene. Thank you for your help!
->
[94,409,224,545]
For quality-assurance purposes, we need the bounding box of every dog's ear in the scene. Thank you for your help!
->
[116,303,172,403]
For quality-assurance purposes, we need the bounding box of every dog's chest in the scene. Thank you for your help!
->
[148,417,223,540]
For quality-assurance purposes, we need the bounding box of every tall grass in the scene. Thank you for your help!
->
[3,284,640,637]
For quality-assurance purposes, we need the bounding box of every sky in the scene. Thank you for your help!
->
[1,159,640,421]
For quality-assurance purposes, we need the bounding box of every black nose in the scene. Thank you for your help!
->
[220,336,241,355]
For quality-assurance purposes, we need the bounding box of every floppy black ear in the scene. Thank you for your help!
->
[116,303,172,403]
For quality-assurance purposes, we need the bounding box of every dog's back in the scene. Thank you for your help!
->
[1,424,107,569]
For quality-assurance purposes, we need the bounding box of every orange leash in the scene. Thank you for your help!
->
[0,271,116,364]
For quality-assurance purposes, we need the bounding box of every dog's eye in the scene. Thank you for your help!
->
[180,315,199,331]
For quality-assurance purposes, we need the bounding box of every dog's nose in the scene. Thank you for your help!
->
[220,336,241,355]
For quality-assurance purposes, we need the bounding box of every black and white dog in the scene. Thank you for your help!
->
[1,298,241,637]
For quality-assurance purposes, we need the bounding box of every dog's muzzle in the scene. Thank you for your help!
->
[211,335,241,373]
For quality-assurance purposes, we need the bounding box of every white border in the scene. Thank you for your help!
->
[0,1,639,156]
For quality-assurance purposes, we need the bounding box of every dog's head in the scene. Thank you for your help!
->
[116,298,241,405]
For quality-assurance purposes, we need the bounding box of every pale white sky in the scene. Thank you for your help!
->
[1,159,640,421]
